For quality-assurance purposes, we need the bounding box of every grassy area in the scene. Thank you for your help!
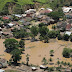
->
[0,0,34,11]
[5,69,20,72]
[36,0,49,3]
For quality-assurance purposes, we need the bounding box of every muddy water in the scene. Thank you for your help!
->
[47,24,56,30]
[21,39,72,65]
[0,37,72,66]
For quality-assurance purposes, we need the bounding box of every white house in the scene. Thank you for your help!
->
[65,31,71,36]
[62,7,72,13]
[25,9,36,13]
[46,8,53,12]
[8,23,14,27]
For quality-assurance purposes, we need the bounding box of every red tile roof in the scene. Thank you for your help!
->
[66,24,71,30]
[40,10,52,14]
[3,17,9,20]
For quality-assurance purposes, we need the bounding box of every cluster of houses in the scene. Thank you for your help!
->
[0,6,72,38]
[0,8,54,39]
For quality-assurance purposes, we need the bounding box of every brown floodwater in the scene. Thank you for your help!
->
[0,24,72,66]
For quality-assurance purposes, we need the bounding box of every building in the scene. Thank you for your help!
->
[0,69,5,72]
[62,7,72,13]
[3,17,9,20]
[66,24,71,31]
[65,31,71,36]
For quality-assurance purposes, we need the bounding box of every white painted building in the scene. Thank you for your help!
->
[65,31,71,36]
[62,7,72,13]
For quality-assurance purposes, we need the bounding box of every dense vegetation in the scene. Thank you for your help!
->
[62,48,72,58]
[0,0,72,15]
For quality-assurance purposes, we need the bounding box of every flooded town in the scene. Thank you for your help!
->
[0,0,72,72]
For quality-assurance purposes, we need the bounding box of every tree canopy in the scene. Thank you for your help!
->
[3,39,18,53]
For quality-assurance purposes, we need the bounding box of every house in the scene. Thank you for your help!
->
[65,68,71,72]
[3,17,9,20]
[40,10,52,14]
[65,31,71,36]
[40,65,48,69]
[8,23,14,27]
[25,9,36,14]
[62,7,72,13]
[66,24,71,31]
[0,69,5,72]
[0,27,2,31]
[31,67,37,71]
[46,8,53,12]
[57,22,67,30]
[22,14,26,17]
[23,22,31,26]
[41,20,48,25]
[13,14,22,18]
[0,58,7,68]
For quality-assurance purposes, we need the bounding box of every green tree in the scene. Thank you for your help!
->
[13,29,28,39]
[52,25,56,30]
[43,35,49,43]
[62,48,71,58]
[63,34,69,41]
[49,57,52,62]
[3,39,18,53]
[39,26,49,37]
[57,60,60,67]
[48,31,56,38]
[19,40,25,48]
[57,34,62,40]
[50,50,54,56]
[26,54,29,66]
[70,34,72,42]
[42,57,48,65]
[11,49,22,65]
[47,11,64,20]
[30,26,38,41]
[38,23,45,28]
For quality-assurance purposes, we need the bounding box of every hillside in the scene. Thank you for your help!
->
[0,0,72,14]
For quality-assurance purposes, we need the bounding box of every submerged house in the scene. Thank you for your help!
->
[57,22,67,31]
[0,58,7,68]
[66,24,72,31]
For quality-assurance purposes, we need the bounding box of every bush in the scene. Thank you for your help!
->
[48,31,56,38]
[57,34,62,40]
[70,34,72,42]
[63,34,69,41]
[62,48,71,58]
